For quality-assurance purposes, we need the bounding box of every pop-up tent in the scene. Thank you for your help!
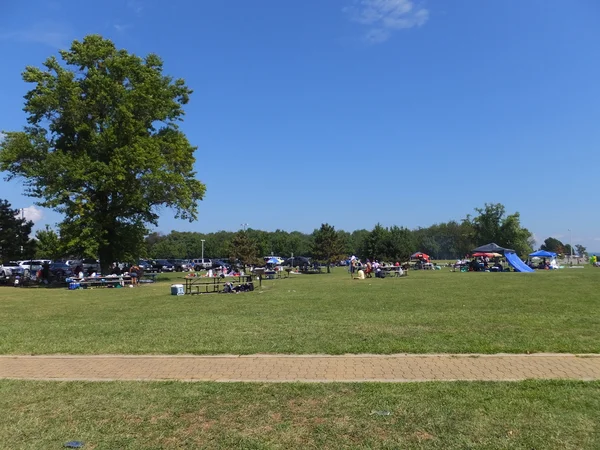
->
[472,243,534,273]
[529,250,557,258]
[472,243,515,254]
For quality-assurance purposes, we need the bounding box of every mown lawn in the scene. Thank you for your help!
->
[0,268,598,354]
[1,380,598,449]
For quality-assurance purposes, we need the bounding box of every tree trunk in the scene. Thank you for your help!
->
[98,243,115,276]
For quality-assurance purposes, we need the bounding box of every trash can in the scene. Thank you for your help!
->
[171,284,184,296]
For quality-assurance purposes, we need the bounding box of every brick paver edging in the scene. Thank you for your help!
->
[1,354,598,383]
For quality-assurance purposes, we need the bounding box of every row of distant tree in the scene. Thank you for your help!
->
[0,200,588,266]
[144,203,539,265]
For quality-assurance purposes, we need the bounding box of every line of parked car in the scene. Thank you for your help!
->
[138,258,235,273]
[0,257,241,282]
[0,259,103,281]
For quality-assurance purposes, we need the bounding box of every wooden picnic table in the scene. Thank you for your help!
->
[379,267,407,277]
[184,275,254,295]
[73,276,133,288]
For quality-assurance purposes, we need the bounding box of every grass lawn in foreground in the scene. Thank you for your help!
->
[1,380,598,449]
[0,268,598,355]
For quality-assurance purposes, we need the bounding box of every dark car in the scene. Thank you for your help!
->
[138,260,158,273]
[168,259,189,272]
[211,259,231,271]
[153,259,175,272]
[281,256,311,268]
[49,262,73,279]
[81,258,100,274]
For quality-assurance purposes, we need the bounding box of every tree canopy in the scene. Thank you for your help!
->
[34,225,63,260]
[540,237,565,254]
[0,200,36,262]
[0,35,205,273]
[312,223,346,272]
[228,231,261,267]
[468,203,534,256]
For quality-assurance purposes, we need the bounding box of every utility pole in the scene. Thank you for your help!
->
[241,223,248,231]
[20,208,24,256]
[201,239,205,260]
[569,229,573,259]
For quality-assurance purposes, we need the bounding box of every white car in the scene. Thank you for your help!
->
[0,262,25,278]
[192,258,212,270]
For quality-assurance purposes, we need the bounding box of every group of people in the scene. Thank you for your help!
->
[527,258,558,270]
[454,256,504,272]
[70,263,143,286]
[351,259,404,280]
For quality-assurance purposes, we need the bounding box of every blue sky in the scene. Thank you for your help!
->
[1,0,599,251]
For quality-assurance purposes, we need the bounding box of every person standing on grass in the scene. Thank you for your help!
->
[129,264,140,286]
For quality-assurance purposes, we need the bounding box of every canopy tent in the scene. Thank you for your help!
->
[471,243,515,254]
[472,252,502,258]
[529,250,556,258]
[411,252,430,260]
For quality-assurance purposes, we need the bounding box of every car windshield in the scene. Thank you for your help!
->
[157,260,171,264]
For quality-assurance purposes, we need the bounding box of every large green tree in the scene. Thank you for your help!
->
[469,203,533,256]
[228,231,261,267]
[0,35,205,273]
[35,225,63,260]
[0,200,36,262]
[312,223,346,272]
[540,237,565,254]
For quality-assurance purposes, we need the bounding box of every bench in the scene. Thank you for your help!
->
[379,268,407,278]
[75,276,133,288]
[184,275,254,295]
[140,273,158,283]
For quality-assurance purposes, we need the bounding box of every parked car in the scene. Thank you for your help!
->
[152,259,175,272]
[192,258,212,271]
[138,260,158,273]
[17,260,45,273]
[211,259,232,271]
[168,259,190,272]
[81,259,100,274]
[0,262,25,278]
[64,259,82,267]
[49,262,73,279]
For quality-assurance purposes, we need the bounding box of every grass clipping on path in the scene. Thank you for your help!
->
[0,267,599,354]
[1,380,599,449]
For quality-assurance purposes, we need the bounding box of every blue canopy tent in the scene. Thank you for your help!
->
[529,250,557,258]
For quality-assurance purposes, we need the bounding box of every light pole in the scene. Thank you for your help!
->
[568,229,573,258]
[19,208,24,256]
[241,223,248,231]
[201,239,205,260]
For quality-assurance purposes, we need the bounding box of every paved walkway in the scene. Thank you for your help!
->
[1,354,599,382]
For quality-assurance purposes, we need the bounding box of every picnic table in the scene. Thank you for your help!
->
[184,274,254,295]
[73,275,133,288]
[299,266,326,274]
[379,267,407,277]
[140,272,158,283]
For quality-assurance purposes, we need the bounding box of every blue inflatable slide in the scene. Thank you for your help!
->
[504,252,534,273]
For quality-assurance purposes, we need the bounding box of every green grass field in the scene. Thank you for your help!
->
[2,267,599,449]
[0,267,599,355]
[1,380,599,449]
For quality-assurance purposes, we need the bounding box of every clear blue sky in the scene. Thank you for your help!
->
[1,0,599,251]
